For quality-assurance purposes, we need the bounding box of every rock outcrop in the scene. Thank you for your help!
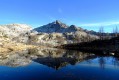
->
[0,24,32,43]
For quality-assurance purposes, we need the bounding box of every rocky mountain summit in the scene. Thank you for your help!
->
[34,20,83,33]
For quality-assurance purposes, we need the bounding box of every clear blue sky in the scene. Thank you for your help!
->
[0,0,119,32]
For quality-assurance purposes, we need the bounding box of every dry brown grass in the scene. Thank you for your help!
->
[0,47,10,53]
[0,37,38,53]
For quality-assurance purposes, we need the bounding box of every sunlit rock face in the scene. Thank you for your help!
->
[0,24,32,37]
[0,48,96,69]
[29,33,67,46]
[0,24,32,43]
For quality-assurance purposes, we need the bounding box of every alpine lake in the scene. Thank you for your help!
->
[0,48,119,80]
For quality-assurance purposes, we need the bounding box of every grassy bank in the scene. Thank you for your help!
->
[0,37,38,53]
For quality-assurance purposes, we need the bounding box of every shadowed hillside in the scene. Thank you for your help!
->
[58,36,119,56]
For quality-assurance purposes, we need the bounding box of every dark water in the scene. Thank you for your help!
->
[0,48,119,80]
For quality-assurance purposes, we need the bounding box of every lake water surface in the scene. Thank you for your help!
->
[0,48,119,80]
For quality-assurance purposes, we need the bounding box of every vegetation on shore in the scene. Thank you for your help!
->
[0,37,38,53]
[58,36,119,56]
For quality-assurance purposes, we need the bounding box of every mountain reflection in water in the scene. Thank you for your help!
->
[0,48,119,80]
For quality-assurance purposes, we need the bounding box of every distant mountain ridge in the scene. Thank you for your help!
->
[34,20,83,33]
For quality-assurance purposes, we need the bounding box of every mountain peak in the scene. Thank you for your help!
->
[34,20,82,33]
[50,20,68,28]
[70,25,76,28]
[55,20,61,24]
[52,20,62,25]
